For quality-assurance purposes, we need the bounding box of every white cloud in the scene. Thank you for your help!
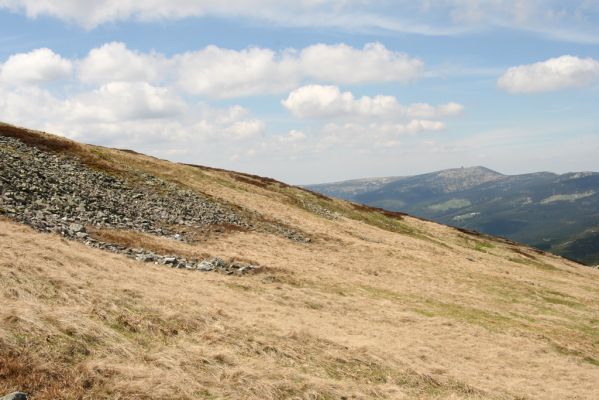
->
[406,102,464,118]
[0,41,423,100]
[78,42,168,85]
[281,130,306,142]
[69,82,185,122]
[299,42,423,84]
[282,85,397,118]
[0,41,459,178]
[60,42,423,99]
[282,85,463,120]
[323,120,444,137]
[224,119,265,139]
[311,119,445,152]
[498,55,599,93]
[0,48,72,85]
[0,82,184,126]
[0,1,348,29]
[175,46,298,98]
[176,43,423,98]
[426,0,599,43]
[0,82,263,150]
[1,0,597,43]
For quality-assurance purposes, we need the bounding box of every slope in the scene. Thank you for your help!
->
[307,167,599,265]
[1,124,598,400]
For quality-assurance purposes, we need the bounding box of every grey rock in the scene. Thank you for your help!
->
[197,260,215,271]
[69,223,84,233]
[0,392,28,400]
[237,265,250,274]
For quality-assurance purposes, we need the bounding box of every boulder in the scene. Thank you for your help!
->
[69,223,84,233]
[0,392,28,400]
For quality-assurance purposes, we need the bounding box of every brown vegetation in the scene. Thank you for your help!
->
[1,125,598,399]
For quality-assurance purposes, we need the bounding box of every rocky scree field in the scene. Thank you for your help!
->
[0,123,598,400]
[0,129,307,273]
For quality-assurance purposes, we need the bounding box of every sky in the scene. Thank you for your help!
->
[0,1,598,184]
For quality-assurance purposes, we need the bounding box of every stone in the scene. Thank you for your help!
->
[0,392,28,400]
[237,265,250,274]
[197,260,215,271]
[136,254,156,262]
[69,223,84,233]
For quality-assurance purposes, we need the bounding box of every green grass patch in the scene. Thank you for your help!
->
[508,256,559,271]
[473,241,495,253]
[539,294,584,309]
[414,299,521,332]
[357,284,409,302]
[428,198,471,212]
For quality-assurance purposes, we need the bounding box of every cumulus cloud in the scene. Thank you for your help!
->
[69,82,185,122]
[0,41,455,172]
[282,85,394,119]
[78,42,168,85]
[498,55,599,93]
[175,43,423,98]
[224,119,265,139]
[299,43,422,84]
[175,46,298,98]
[279,85,461,155]
[0,81,264,151]
[0,42,423,99]
[312,119,445,152]
[0,48,72,85]
[282,85,463,120]
[406,102,464,118]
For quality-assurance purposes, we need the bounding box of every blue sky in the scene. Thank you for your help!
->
[0,1,598,184]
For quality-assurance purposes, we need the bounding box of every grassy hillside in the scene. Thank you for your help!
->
[307,167,599,266]
[1,124,598,399]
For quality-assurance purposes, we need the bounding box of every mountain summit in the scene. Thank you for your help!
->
[1,124,598,400]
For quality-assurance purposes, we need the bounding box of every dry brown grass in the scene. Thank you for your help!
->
[1,126,599,399]
[1,216,598,400]
[86,227,210,258]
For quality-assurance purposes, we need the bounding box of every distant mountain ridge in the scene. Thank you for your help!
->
[306,167,599,265]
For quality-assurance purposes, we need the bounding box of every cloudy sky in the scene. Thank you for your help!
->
[0,1,598,184]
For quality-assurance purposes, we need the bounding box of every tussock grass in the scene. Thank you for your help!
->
[2,213,598,400]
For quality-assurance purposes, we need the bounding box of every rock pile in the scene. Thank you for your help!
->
[144,251,259,274]
[0,135,305,274]
[0,135,252,239]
